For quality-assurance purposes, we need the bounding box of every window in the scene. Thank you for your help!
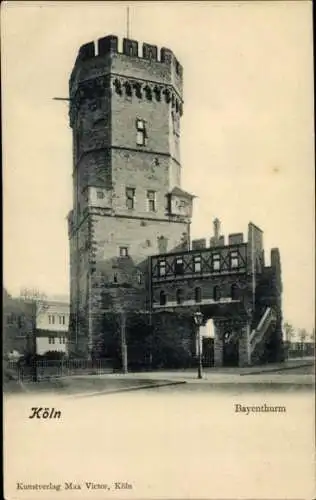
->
[6,314,14,325]
[59,338,62,344]
[126,187,135,210]
[231,284,238,300]
[175,257,184,275]
[212,253,221,271]
[213,286,220,301]
[158,260,166,277]
[176,289,183,305]
[97,190,105,199]
[136,119,147,146]
[59,315,65,325]
[49,337,55,345]
[230,251,239,269]
[147,190,156,212]
[194,287,202,303]
[48,315,55,325]
[119,247,129,257]
[160,291,166,306]
[113,273,118,283]
[193,255,201,273]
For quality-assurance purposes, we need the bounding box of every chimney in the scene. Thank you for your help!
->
[213,218,221,241]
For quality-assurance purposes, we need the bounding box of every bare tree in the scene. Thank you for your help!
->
[19,288,48,312]
[298,328,307,343]
[283,322,295,342]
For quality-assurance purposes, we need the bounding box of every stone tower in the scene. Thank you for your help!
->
[67,35,194,358]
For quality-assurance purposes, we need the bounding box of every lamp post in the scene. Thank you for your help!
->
[120,310,128,374]
[193,311,204,379]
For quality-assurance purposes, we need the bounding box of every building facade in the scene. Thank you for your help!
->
[151,220,283,366]
[36,301,70,356]
[67,35,283,367]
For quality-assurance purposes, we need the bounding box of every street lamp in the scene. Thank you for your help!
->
[193,311,204,379]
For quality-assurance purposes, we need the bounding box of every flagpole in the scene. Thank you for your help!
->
[126,6,130,38]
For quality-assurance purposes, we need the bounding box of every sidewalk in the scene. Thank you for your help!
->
[71,359,314,386]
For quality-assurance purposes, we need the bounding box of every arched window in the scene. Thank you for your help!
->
[231,284,238,300]
[213,286,220,301]
[176,289,183,305]
[194,287,202,303]
[159,291,166,306]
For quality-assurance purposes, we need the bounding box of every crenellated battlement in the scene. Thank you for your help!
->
[75,35,183,79]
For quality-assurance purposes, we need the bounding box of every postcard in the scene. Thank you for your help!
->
[2,1,315,499]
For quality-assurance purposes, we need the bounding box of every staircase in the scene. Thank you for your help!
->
[250,307,277,365]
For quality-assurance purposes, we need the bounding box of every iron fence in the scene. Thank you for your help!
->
[6,358,114,381]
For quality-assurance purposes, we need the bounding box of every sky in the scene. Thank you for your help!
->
[2,1,314,333]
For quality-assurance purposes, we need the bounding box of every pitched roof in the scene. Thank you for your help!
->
[169,187,196,199]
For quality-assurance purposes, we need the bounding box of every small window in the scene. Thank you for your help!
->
[212,254,221,271]
[160,291,166,306]
[6,315,13,325]
[193,255,201,273]
[175,257,184,275]
[147,190,156,212]
[213,286,220,301]
[59,338,62,344]
[113,273,118,283]
[52,337,55,344]
[137,271,142,284]
[97,190,105,199]
[49,315,55,325]
[194,287,202,303]
[136,119,147,146]
[126,187,135,210]
[230,251,239,269]
[158,260,166,277]
[176,289,183,305]
[165,194,171,213]
[231,284,238,300]
[119,247,129,258]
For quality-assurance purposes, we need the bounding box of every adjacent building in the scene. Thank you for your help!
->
[36,300,70,356]
[3,290,69,357]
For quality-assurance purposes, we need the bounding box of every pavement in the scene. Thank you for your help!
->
[68,358,314,389]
